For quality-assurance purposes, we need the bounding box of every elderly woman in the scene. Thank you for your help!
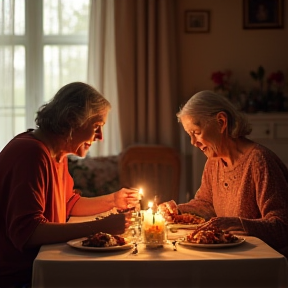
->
[0,82,139,287]
[165,90,288,257]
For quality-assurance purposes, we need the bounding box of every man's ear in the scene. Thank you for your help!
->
[216,112,228,133]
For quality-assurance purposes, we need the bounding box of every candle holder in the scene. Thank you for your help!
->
[141,211,167,248]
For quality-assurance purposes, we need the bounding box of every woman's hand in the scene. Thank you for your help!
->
[158,200,178,222]
[198,217,244,232]
[113,188,139,210]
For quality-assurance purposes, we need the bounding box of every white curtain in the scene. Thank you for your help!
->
[88,0,179,157]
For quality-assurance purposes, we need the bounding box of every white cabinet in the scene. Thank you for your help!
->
[180,113,288,201]
[247,113,288,167]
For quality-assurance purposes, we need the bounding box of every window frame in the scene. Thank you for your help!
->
[0,0,89,149]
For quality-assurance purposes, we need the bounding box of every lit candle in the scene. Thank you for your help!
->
[142,204,166,246]
[138,188,143,200]
[138,188,143,210]
[152,197,158,214]
[147,201,153,213]
[148,200,158,224]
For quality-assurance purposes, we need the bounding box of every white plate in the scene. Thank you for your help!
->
[67,237,134,252]
[167,223,200,229]
[179,237,245,248]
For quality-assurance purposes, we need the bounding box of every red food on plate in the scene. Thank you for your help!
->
[158,200,205,225]
[186,227,238,244]
[82,232,126,247]
[173,213,205,225]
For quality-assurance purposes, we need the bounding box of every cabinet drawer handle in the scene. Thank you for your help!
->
[265,129,270,135]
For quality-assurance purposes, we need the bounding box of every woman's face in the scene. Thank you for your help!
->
[70,109,109,157]
[181,114,224,158]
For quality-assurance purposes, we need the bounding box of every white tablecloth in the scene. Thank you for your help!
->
[32,230,288,288]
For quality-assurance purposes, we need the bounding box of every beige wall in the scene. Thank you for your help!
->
[176,0,288,103]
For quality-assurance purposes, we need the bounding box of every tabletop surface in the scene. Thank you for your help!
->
[32,233,288,288]
[35,235,283,261]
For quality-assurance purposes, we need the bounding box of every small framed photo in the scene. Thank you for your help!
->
[243,0,284,29]
[185,10,210,33]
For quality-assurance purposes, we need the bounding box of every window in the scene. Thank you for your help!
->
[0,0,90,151]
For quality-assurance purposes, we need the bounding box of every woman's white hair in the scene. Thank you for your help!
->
[176,90,252,138]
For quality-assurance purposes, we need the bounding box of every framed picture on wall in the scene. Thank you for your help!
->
[185,10,210,33]
[243,0,284,29]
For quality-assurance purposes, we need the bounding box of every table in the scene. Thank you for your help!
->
[32,229,288,288]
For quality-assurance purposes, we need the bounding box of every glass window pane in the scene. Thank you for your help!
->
[0,0,25,35]
[14,110,26,133]
[0,46,13,105]
[14,0,25,35]
[0,45,25,151]
[44,45,88,101]
[2,0,14,35]
[14,46,25,106]
[0,108,25,150]
[0,45,25,106]
[43,0,89,35]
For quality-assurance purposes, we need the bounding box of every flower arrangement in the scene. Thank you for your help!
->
[250,65,265,92]
[211,66,287,113]
[267,70,285,92]
[68,155,120,197]
[248,66,286,112]
[211,69,232,94]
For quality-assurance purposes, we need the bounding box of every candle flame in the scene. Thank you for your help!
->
[138,188,144,201]
[148,201,153,208]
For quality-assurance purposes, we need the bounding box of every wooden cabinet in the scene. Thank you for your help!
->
[180,113,288,202]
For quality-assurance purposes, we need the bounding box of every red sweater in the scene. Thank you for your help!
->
[0,131,80,286]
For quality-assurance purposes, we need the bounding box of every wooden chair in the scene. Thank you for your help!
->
[118,144,181,207]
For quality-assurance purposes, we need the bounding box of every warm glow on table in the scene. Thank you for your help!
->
[32,234,288,288]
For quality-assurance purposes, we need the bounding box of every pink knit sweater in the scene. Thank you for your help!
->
[178,143,288,257]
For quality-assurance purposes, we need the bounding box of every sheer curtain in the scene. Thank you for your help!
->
[87,0,121,157]
[88,0,179,157]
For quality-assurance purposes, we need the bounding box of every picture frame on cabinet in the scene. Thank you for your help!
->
[185,10,210,33]
[243,0,284,29]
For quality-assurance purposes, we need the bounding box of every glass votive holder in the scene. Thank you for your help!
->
[141,212,167,248]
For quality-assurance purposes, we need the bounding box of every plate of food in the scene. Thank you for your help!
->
[166,213,206,230]
[179,227,245,249]
[67,232,134,252]
[179,238,245,248]
[158,201,206,228]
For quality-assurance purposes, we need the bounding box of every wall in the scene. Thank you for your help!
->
[176,0,288,103]
[175,0,288,202]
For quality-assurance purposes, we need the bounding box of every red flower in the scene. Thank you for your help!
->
[211,70,232,89]
[211,71,226,86]
[267,71,284,85]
